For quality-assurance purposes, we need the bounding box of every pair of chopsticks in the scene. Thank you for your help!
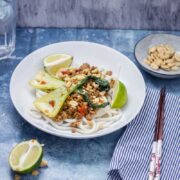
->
[148,87,166,180]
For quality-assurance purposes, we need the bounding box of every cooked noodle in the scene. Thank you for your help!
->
[28,89,122,134]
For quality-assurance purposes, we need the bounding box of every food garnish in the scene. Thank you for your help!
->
[9,140,43,174]
[29,58,128,134]
[110,80,127,108]
[43,53,73,75]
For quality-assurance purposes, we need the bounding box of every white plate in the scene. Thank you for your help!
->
[10,41,146,139]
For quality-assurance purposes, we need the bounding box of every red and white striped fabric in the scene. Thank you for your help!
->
[107,88,179,180]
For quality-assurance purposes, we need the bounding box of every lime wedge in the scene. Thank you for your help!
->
[110,80,127,108]
[9,139,43,174]
[43,54,73,75]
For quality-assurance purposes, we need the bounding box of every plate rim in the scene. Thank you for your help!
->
[134,33,180,77]
[10,41,146,139]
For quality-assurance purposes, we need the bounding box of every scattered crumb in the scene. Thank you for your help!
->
[14,174,21,180]
[31,170,39,176]
[31,139,37,143]
[40,160,48,167]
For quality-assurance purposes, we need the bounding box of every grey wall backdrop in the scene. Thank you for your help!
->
[17,0,180,30]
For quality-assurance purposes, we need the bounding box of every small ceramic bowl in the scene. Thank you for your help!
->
[135,34,180,79]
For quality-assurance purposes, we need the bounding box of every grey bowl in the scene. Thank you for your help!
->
[135,34,180,79]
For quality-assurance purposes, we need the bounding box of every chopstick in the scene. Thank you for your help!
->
[154,87,165,180]
[148,87,166,180]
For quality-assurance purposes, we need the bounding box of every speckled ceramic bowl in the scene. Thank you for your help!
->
[135,34,180,79]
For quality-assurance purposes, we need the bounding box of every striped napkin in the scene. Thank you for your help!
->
[108,88,179,180]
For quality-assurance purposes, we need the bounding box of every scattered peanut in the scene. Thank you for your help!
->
[14,174,21,180]
[31,170,39,176]
[40,160,48,167]
[144,44,180,71]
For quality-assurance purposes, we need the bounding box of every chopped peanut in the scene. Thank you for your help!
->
[32,170,39,176]
[14,174,21,180]
[55,63,112,126]
[40,160,48,167]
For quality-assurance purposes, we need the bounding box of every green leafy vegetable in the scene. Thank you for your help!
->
[89,76,110,92]
[75,76,110,108]
[77,89,109,108]
[75,75,110,92]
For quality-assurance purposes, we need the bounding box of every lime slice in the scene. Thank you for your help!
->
[9,139,43,174]
[43,54,73,75]
[110,80,127,108]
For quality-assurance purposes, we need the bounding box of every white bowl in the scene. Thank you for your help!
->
[10,41,146,139]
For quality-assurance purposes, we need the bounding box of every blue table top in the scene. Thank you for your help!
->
[0,28,179,180]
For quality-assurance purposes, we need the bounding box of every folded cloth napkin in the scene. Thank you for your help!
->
[108,88,179,180]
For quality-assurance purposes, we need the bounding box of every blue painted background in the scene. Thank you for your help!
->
[0,28,180,179]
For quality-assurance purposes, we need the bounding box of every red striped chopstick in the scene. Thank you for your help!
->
[148,87,166,180]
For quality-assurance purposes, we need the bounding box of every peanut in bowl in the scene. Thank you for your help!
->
[135,34,180,79]
[144,44,180,71]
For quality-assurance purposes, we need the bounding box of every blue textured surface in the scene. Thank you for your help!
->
[0,28,179,180]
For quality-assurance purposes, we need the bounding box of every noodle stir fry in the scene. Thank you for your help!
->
[29,56,127,134]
